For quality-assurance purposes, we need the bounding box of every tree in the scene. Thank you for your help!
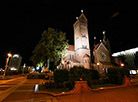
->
[30,28,68,70]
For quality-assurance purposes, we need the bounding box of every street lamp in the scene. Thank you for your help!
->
[3,53,12,79]
[61,60,65,69]
[97,62,100,72]
[22,63,26,75]
[120,63,125,67]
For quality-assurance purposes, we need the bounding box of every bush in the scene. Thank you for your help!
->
[0,71,4,75]
[99,73,109,84]
[5,69,18,75]
[63,81,75,90]
[27,73,45,79]
[69,66,99,84]
[106,68,129,84]
[54,69,69,83]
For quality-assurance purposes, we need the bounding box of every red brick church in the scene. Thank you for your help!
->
[60,10,113,73]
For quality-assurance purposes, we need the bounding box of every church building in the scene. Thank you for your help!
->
[62,10,91,69]
[61,10,112,73]
[93,31,112,73]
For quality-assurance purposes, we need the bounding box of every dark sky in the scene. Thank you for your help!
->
[0,0,138,67]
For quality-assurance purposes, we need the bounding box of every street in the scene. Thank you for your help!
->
[0,75,138,102]
[0,75,57,102]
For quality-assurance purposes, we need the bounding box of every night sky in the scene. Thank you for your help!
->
[1,0,138,67]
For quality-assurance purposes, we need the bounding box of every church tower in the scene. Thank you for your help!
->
[73,10,91,69]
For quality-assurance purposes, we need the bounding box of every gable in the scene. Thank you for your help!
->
[83,54,90,58]
[67,45,74,51]
[94,42,111,63]
[96,43,108,52]
[79,13,87,23]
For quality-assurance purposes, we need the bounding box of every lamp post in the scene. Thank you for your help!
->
[61,60,64,69]
[22,63,26,75]
[3,53,12,79]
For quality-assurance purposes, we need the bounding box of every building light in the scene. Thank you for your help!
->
[13,54,19,58]
[130,70,137,75]
[36,67,40,70]
[10,67,17,70]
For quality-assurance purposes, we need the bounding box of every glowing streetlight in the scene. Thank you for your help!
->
[8,53,12,57]
[22,63,26,75]
[3,53,12,79]
[97,62,100,66]
[120,63,125,67]
[61,60,65,69]
[97,62,100,72]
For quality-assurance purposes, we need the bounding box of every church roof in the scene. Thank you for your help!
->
[93,42,108,51]
[93,43,100,51]
[83,54,90,58]
[71,59,80,63]
[68,45,74,51]
[78,12,87,22]
[73,12,88,28]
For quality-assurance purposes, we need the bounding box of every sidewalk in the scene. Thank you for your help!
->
[57,85,138,102]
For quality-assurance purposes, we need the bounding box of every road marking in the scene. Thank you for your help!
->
[0,76,25,85]
[14,90,33,92]
[0,77,26,102]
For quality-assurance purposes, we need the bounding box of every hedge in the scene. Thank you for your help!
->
[106,67,130,84]
[53,69,69,83]
[69,66,99,83]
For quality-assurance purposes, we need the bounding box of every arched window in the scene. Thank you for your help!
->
[85,59,87,63]
[82,34,87,38]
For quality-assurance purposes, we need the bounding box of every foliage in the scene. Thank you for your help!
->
[69,66,99,83]
[0,71,4,75]
[54,69,69,83]
[39,81,71,93]
[106,67,129,84]
[5,69,18,75]
[30,28,68,69]
[27,73,45,79]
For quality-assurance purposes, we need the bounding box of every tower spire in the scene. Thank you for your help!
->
[103,31,106,45]
[94,37,96,46]
[103,31,106,41]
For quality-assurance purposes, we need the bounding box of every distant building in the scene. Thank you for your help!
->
[8,54,22,70]
[112,47,138,69]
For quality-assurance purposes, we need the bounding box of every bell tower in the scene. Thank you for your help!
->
[73,10,91,68]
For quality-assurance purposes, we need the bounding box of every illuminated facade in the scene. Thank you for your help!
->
[8,54,22,70]
[63,11,91,69]
[92,32,112,73]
